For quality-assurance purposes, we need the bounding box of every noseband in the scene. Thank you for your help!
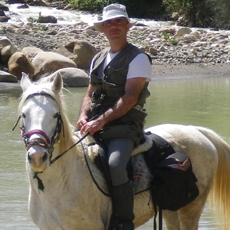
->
[13,92,63,165]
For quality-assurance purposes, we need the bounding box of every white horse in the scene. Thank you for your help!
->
[17,73,230,230]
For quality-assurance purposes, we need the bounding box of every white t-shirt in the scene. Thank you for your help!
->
[91,51,152,81]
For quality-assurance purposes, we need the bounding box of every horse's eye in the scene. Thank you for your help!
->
[22,113,26,118]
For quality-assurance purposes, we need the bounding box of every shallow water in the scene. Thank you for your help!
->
[1,75,229,229]
[4,3,171,28]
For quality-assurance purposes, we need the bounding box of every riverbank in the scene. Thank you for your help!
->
[153,63,230,80]
[0,2,229,87]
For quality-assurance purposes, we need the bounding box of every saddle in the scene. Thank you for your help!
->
[81,131,199,211]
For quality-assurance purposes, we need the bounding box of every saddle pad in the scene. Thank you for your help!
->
[81,132,175,197]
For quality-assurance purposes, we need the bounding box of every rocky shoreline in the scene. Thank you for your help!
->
[0,2,230,87]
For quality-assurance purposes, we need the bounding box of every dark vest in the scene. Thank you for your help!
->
[89,44,152,144]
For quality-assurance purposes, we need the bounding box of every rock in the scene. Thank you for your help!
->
[21,46,44,59]
[1,44,17,64]
[0,16,10,22]
[0,3,9,11]
[0,36,11,46]
[171,12,179,21]
[190,31,201,39]
[32,51,77,80]
[148,47,158,55]
[85,29,99,36]
[0,70,18,82]
[17,4,29,9]
[50,67,89,87]
[8,52,34,80]
[28,0,48,6]
[175,27,192,37]
[159,27,175,34]
[181,34,197,43]
[5,0,26,4]
[54,40,97,69]
[37,13,57,23]
[0,9,5,16]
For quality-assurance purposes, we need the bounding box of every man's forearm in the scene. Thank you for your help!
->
[97,94,136,126]
[78,95,91,119]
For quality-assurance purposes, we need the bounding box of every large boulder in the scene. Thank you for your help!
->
[8,52,34,80]
[1,45,17,64]
[32,51,77,81]
[49,67,89,87]
[54,40,97,69]
[0,71,18,82]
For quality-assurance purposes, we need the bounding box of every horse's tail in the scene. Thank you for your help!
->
[195,126,230,230]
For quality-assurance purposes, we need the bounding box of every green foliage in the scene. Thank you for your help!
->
[162,32,178,46]
[206,0,230,29]
[162,31,170,40]
[66,0,230,29]
[170,39,178,45]
[119,0,164,18]
[68,0,164,18]
[69,0,115,11]
[28,17,37,27]
[163,0,212,27]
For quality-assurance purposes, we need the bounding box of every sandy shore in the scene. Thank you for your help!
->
[153,63,230,80]
[1,63,230,91]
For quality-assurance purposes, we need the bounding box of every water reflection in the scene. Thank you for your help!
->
[1,76,229,229]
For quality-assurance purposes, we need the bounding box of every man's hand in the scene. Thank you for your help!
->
[80,118,105,136]
[76,115,88,130]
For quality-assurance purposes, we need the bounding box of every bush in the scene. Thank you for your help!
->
[69,0,164,18]
[69,0,112,11]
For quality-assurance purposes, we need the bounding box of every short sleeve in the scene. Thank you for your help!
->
[127,53,152,81]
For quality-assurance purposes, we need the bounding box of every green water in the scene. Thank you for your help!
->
[1,75,229,229]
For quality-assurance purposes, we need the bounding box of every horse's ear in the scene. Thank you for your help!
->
[21,72,32,92]
[51,73,63,94]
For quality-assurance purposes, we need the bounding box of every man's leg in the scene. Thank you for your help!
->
[107,138,135,230]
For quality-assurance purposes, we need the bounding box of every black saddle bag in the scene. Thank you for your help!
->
[151,152,199,211]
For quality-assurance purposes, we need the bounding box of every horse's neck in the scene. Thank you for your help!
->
[28,142,112,229]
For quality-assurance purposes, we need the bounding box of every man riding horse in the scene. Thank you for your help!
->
[76,3,152,230]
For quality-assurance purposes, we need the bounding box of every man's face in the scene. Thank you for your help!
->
[102,17,130,41]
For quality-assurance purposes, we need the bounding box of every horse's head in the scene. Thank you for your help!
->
[19,73,63,172]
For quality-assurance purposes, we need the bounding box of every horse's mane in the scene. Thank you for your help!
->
[19,80,78,154]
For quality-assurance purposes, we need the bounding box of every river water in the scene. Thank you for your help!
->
[1,75,230,229]
[3,2,171,28]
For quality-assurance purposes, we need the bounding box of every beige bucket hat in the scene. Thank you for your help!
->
[93,4,130,32]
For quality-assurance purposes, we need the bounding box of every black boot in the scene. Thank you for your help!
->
[111,181,135,230]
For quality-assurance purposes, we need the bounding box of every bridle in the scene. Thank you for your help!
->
[12,92,63,165]
[13,92,89,167]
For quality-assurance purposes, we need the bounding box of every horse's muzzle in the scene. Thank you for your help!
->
[27,145,49,172]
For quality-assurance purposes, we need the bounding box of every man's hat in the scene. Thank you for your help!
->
[93,4,130,32]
